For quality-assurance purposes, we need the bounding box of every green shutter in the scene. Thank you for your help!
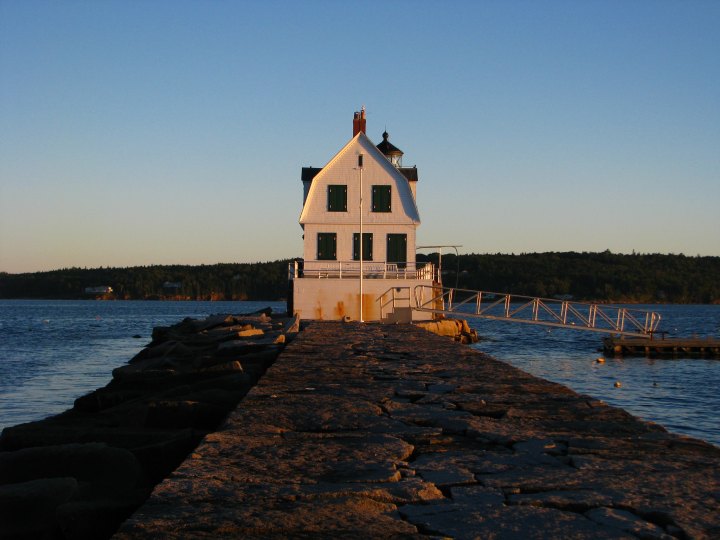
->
[387,234,407,268]
[353,233,373,261]
[372,185,391,212]
[317,233,337,260]
[328,185,347,212]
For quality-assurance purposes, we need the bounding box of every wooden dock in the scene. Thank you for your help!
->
[603,336,720,357]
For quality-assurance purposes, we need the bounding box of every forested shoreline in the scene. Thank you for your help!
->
[0,251,718,304]
[417,251,719,304]
[0,261,291,302]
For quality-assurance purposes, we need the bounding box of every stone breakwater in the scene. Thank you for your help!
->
[116,322,719,539]
[0,310,298,540]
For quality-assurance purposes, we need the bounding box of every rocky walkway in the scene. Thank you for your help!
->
[115,321,719,539]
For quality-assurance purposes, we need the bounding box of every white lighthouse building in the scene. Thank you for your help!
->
[288,108,437,322]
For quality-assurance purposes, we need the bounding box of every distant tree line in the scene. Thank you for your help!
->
[0,252,718,303]
[417,251,720,304]
[0,261,292,301]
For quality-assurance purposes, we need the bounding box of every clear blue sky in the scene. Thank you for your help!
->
[1,0,718,273]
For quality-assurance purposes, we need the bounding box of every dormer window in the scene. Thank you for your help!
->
[328,185,347,212]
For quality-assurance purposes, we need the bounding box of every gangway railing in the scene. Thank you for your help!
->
[412,285,661,338]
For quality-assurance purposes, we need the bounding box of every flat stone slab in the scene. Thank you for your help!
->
[115,322,720,539]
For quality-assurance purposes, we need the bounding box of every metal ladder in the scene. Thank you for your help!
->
[412,285,662,338]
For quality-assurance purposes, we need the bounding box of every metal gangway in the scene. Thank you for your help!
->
[412,285,662,338]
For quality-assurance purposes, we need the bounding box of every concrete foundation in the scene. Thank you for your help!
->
[291,277,434,321]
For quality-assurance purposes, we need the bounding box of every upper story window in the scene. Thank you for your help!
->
[328,185,347,212]
[372,185,391,212]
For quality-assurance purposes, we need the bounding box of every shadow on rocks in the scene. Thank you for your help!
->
[0,308,299,540]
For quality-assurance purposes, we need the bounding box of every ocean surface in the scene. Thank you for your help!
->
[0,300,285,434]
[1,300,718,446]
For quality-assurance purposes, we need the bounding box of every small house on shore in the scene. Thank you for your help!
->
[288,108,438,321]
[84,286,113,295]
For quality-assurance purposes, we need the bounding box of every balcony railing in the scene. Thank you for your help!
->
[288,260,435,281]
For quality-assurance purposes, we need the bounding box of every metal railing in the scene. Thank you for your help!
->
[288,260,435,281]
[377,286,412,320]
[412,285,662,337]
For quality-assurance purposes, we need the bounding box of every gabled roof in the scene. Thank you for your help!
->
[303,165,418,182]
[299,132,420,225]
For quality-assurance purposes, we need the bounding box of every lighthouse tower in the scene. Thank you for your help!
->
[288,109,436,321]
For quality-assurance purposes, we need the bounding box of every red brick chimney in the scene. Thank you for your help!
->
[353,107,366,136]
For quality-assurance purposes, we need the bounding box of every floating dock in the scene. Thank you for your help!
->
[603,336,720,357]
[116,321,720,539]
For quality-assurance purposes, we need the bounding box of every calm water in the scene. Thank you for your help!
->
[0,300,285,432]
[1,300,718,446]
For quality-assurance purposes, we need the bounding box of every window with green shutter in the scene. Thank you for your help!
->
[327,185,347,212]
[387,234,407,268]
[317,233,337,260]
[372,185,391,212]
[353,233,373,261]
